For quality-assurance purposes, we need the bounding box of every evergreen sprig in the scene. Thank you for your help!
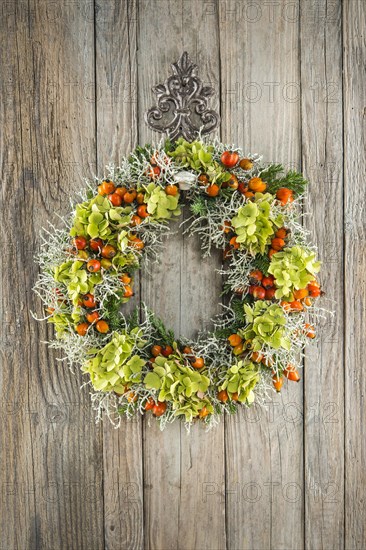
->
[148,310,176,345]
[190,196,208,217]
[260,164,308,196]
[252,253,271,276]
[103,295,125,331]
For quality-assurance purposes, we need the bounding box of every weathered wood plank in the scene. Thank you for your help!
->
[0,1,104,548]
[94,2,144,549]
[219,1,304,548]
[300,2,345,549]
[0,3,37,547]
[343,1,366,548]
[138,1,225,549]
[137,4,183,548]
[177,4,225,549]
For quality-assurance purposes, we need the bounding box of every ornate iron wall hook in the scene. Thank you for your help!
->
[145,52,220,141]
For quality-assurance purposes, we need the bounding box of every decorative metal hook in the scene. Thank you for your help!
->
[145,52,220,142]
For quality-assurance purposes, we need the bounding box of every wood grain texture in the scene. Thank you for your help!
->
[2,1,366,548]
[219,2,304,549]
[343,1,366,549]
[94,2,144,549]
[138,1,225,549]
[300,2,345,549]
[0,1,104,549]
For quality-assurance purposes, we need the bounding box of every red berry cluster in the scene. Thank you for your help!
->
[248,270,276,301]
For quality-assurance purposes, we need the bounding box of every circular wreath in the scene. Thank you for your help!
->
[34,137,325,429]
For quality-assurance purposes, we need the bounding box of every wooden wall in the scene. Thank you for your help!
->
[1,1,365,549]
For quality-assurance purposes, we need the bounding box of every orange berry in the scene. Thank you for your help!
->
[239,158,254,170]
[276,187,293,205]
[275,227,287,239]
[228,334,242,347]
[101,244,117,258]
[265,288,276,300]
[262,275,275,289]
[86,311,99,324]
[151,345,163,357]
[137,204,149,218]
[100,180,115,195]
[76,322,89,336]
[96,320,109,333]
[89,238,103,252]
[87,259,101,272]
[148,166,161,179]
[136,192,145,204]
[115,186,127,198]
[249,270,263,284]
[82,294,96,308]
[244,191,255,199]
[238,182,248,194]
[120,273,132,284]
[229,236,240,249]
[303,297,313,307]
[123,285,133,298]
[251,351,263,363]
[161,345,173,357]
[217,389,229,403]
[165,184,178,196]
[191,357,204,369]
[272,375,284,392]
[144,397,155,411]
[206,184,220,197]
[271,237,285,251]
[307,281,321,297]
[248,177,267,193]
[283,365,300,382]
[227,174,239,189]
[123,190,137,204]
[127,391,137,403]
[252,286,266,300]
[73,236,87,250]
[129,236,144,250]
[268,248,277,259]
[289,300,304,312]
[152,401,167,416]
[231,392,239,401]
[293,288,309,300]
[131,215,142,226]
[221,220,231,233]
[108,192,123,206]
[198,174,209,185]
[199,406,210,418]
[233,343,244,355]
[304,323,316,339]
[221,151,239,168]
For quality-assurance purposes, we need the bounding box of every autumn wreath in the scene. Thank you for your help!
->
[34,138,325,429]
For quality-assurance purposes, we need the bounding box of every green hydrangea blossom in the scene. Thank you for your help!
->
[48,312,74,335]
[144,355,212,422]
[82,329,146,393]
[70,194,132,240]
[144,183,181,220]
[231,193,283,255]
[168,138,231,184]
[268,245,321,300]
[219,361,259,404]
[54,260,102,305]
[242,300,291,351]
